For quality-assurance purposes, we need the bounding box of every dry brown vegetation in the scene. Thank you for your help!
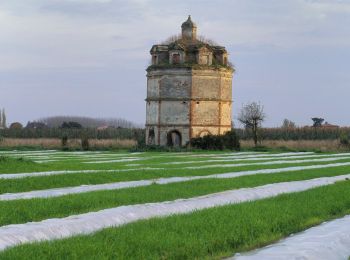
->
[0,138,136,150]
[1,138,348,152]
[241,139,349,152]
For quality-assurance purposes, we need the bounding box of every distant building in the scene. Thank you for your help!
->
[322,122,339,129]
[97,125,109,131]
[145,16,234,146]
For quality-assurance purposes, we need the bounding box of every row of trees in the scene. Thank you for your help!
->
[39,116,140,128]
[235,127,349,141]
[235,102,343,146]
[0,114,141,130]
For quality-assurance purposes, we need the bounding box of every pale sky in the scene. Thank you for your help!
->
[0,0,349,127]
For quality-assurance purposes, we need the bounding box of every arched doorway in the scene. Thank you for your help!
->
[167,130,182,147]
[147,128,155,145]
[198,130,211,138]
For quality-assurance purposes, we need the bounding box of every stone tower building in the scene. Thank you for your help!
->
[146,16,234,146]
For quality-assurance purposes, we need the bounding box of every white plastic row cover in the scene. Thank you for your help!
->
[1,162,350,201]
[0,174,349,251]
[231,215,350,260]
[0,154,347,180]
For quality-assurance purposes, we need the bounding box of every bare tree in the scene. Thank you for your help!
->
[161,34,182,44]
[282,118,296,129]
[238,102,266,147]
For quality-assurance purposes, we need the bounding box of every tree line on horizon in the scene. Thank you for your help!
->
[1,105,348,149]
[0,115,141,130]
[38,116,141,129]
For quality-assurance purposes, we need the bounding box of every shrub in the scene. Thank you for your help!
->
[190,130,240,151]
[61,121,82,129]
[61,135,68,150]
[339,132,349,147]
[9,122,23,130]
[81,136,90,151]
[133,129,146,147]
[222,130,241,150]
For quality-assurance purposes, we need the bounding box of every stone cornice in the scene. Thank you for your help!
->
[145,98,232,103]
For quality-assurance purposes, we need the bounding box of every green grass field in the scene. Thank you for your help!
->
[0,150,350,259]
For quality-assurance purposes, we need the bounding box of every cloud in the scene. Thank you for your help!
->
[0,0,349,125]
[1,0,349,70]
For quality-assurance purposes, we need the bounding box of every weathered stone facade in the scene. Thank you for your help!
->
[146,16,233,146]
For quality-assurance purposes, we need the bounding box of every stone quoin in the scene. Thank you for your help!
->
[145,16,234,147]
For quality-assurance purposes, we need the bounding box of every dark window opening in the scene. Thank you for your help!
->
[152,55,157,65]
[173,54,180,64]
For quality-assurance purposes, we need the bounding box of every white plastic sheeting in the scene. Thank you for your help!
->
[185,156,350,169]
[23,154,137,160]
[0,167,164,180]
[231,215,350,260]
[2,162,350,200]
[35,160,59,163]
[0,175,349,251]
[214,152,314,159]
[82,158,141,164]
[154,152,313,163]
[148,152,263,158]
[0,180,155,200]
[31,156,143,164]
[1,151,142,160]
[1,153,348,180]
[160,153,350,165]
[0,150,58,154]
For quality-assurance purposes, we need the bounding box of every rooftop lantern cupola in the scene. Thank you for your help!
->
[181,15,197,41]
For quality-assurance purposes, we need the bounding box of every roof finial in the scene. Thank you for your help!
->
[182,15,196,28]
[181,15,197,40]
